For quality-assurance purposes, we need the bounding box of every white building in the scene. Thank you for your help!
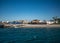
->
[39,20,43,23]
[6,21,9,23]
[22,20,29,24]
[46,21,55,25]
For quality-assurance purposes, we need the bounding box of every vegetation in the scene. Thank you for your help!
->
[52,16,60,24]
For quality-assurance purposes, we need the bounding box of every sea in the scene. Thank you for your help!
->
[0,28,60,43]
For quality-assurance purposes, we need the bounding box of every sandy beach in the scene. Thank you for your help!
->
[20,24,60,28]
[3,24,60,28]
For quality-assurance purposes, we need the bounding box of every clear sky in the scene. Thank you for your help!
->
[0,0,60,21]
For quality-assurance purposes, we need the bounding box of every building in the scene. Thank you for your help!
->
[46,21,55,25]
[31,19,40,24]
[8,21,23,24]
[22,20,29,24]
[39,20,47,24]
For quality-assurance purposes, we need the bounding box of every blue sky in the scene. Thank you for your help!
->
[0,0,60,21]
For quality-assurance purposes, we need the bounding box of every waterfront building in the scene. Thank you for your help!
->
[39,20,47,24]
[8,21,23,24]
[46,21,55,25]
[22,20,29,24]
[31,19,40,24]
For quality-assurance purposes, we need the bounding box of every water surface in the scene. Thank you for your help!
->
[0,28,60,43]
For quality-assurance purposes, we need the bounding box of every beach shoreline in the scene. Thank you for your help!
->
[19,24,60,28]
[3,24,60,28]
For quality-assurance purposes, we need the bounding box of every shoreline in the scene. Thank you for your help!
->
[3,24,60,28]
[19,24,60,28]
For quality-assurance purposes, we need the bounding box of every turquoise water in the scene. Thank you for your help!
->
[0,28,60,43]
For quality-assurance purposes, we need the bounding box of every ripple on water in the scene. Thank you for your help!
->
[0,28,60,43]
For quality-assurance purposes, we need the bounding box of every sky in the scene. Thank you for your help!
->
[0,0,60,21]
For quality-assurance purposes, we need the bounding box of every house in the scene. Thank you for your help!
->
[46,20,55,25]
[39,20,47,24]
[31,19,40,24]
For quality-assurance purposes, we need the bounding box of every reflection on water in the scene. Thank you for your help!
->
[0,28,60,43]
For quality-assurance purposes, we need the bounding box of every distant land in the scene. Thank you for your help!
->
[0,16,60,28]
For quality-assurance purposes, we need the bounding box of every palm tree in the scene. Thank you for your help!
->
[52,16,60,24]
[53,16,58,20]
[52,16,58,23]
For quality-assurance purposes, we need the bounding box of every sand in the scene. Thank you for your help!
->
[19,24,60,28]
[4,24,60,28]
